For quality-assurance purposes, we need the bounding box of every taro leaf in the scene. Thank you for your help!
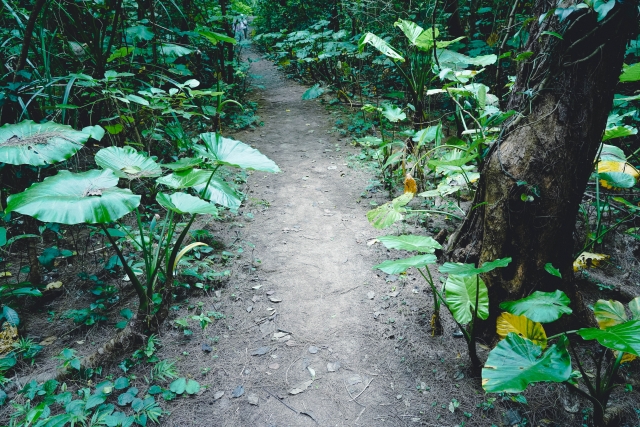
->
[120,308,133,320]
[602,125,637,141]
[482,333,571,393]
[374,254,437,275]
[302,84,325,100]
[156,192,219,216]
[377,235,442,253]
[577,319,640,356]
[0,390,6,405]
[599,144,626,161]
[185,379,200,395]
[148,385,162,395]
[367,193,413,229]
[496,313,547,349]
[169,378,187,394]
[0,227,6,247]
[630,297,640,320]
[95,146,162,179]
[157,168,214,188]
[162,157,202,171]
[2,306,19,326]
[196,133,280,172]
[0,354,16,371]
[598,172,636,189]
[439,257,511,277]
[444,274,489,324]
[358,32,404,62]
[436,49,497,68]
[194,177,243,211]
[620,62,640,83]
[160,44,193,57]
[117,391,135,406]
[126,25,154,41]
[593,299,627,329]
[499,290,572,323]
[381,104,406,122]
[6,169,140,225]
[0,120,96,166]
[197,30,237,45]
[394,19,424,45]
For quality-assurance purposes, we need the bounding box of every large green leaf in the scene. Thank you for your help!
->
[196,133,280,172]
[156,193,219,216]
[366,193,413,229]
[358,32,404,62]
[598,172,636,189]
[302,84,325,100]
[95,146,162,179]
[6,169,140,224]
[444,274,489,324]
[194,178,242,211]
[439,257,511,277]
[197,30,237,45]
[599,143,626,161]
[0,121,100,166]
[482,334,571,393]
[160,44,193,57]
[156,169,213,188]
[577,319,640,356]
[602,125,637,141]
[437,49,497,68]
[377,235,441,253]
[620,62,640,82]
[373,254,436,274]
[499,290,572,323]
[593,299,627,328]
[393,19,424,45]
[162,157,202,171]
[381,104,406,122]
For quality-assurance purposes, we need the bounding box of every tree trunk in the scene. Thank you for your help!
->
[446,0,638,339]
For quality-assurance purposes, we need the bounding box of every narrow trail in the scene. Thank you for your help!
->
[166,47,474,426]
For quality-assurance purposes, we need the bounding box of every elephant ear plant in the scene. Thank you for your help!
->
[373,232,510,371]
[6,132,279,351]
[483,291,640,427]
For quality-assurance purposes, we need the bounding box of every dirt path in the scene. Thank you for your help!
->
[164,47,483,427]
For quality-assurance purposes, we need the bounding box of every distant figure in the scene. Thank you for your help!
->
[234,14,249,41]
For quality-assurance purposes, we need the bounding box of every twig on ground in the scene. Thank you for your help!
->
[344,379,366,407]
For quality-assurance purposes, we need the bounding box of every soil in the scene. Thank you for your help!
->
[3,44,640,427]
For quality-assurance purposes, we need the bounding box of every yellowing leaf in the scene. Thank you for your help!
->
[404,173,417,194]
[573,252,609,272]
[496,312,547,349]
[0,323,19,355]
[615,351,637,364]
[0,272,11,277]
[597,160,639,189]
[39,336,57,346]
[594,299,627,329]
[45,281,63,291]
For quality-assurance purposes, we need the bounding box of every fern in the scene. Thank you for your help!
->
[151,359,178,382]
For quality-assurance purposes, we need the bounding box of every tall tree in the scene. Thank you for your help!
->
[447,0,639,336]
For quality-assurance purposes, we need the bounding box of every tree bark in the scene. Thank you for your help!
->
[446,0,638,339]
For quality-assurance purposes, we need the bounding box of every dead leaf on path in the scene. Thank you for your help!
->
[308,346,318,354]
[251,285,262,290]
[213,391,224,400]
[327,361,341,372]
[346,375,362,385]
[246,306,253,313]
[367,239,378,246]
[573,252,609,272]
[367,291,375,300]
[273,332,288,339]
[269,297,282,303]
[39,336,57,346]
[327,165,337,170]
[231,385,244,398]
[285,340,297,346]
[248,393,259,405]
[387,291,400,297]
[268,363,280,370]
[251,346,270,356]
[289,380,313,395]
[266,290,275,296]
[252,295,260,303]
[45,281,63,291]
[307,366,316,378]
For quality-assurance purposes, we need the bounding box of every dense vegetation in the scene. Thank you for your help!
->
[1,0,640,425]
